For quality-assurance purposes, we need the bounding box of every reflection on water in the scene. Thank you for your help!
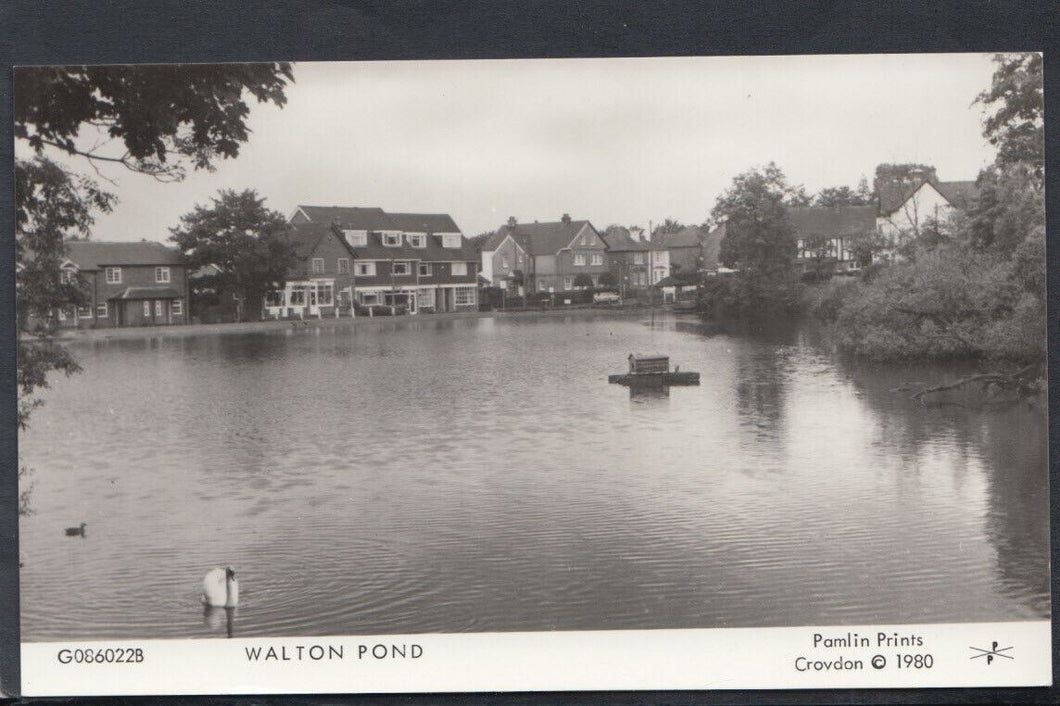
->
[19,313,1049,640]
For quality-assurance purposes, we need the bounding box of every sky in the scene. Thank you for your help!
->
[23,53,1000,242]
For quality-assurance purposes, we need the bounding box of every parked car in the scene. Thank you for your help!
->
[593,291,622,306]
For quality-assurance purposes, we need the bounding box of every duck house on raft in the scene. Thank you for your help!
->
[608,353,700,387]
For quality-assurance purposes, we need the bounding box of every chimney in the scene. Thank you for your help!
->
[507,216,517,227]
[561,213,571,225]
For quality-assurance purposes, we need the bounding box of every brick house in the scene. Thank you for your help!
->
[479,228,531,295]
[58,241,189,327]
[491,214,606,293]
[599,226,666,297]
[264,221,358,319]
[288,205,479,313]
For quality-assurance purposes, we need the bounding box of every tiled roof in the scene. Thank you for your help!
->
[481,230,514,251]
[110,286,182,300]
[788,205,877,237]
[656,226,704,249]
[387,212,462,234]
[600,228,650,252]
[64,241,185,270]
[289,223,477,262]
[296,206,397,231]
[701,223,726,268]
[494,219,596,256]
[937,180,980,210]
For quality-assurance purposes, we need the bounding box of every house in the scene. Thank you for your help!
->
[874,167,980,258]
[479,228,531,295]
[656,226,715,279]
[264,221,358,319]
[789,205,877,274]
[599,226,667,297]
[57,241,189,327]
[492,214,607,293]
[287,205,479,314]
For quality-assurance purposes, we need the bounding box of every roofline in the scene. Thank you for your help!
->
[291,207,313,223]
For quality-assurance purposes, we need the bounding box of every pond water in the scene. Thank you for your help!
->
[19,313,1049,640]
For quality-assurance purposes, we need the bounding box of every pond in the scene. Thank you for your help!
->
[19,312,1049,640]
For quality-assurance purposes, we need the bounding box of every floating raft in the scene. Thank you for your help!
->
[609,353,700,386]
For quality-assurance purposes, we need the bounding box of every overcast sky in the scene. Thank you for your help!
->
[28,53,999,241]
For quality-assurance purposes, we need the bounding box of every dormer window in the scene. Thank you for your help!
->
[60,267,77,285]
[382,231,402,247]
[407,233,426,248]
[343,229,368,247]
[442,233,461,248]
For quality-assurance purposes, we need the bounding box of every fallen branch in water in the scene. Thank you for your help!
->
[910,364,1043,407]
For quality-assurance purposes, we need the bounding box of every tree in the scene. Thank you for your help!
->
[976,53,1044,179]
[814,185,873,208]
[598,271,617,287]
[651,218,684,237]
[709,163,803,314]
[170,190,299,322]
[14,63,293,431]
[573,273,595,289]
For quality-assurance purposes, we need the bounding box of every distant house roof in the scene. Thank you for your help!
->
[387,212,462,234]
[655,226,704,249]
[64,241,185,270]
[493,219,596,256]
[788,205,877,238]
[600,228,648,252]
[289,222,477,262]
[295,205,397,231]
[190,263,224,279]
[877,177,980,216]
[653,274,696,288]
[701,223,726,269]
[936,180,980,210]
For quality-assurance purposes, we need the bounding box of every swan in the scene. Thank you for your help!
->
[65,522,86,537]
[202,566,239,607]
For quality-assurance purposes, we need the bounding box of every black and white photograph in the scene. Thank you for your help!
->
[12,49,1051,694]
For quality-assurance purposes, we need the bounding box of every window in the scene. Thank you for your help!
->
[172,299,183,316]
[382,232,401,247]
[155,300,164,317]
[311,258,325,274]
[416,288,435,310]
[57,308,67,321]
[451,262,468,276]
[454,286,476,306]
[96,302,108,318]
[289,285,306,306]
[581,234,589,246]
[574,253,586,266]
[155,266,171,283]
[143,301,151,317]
[563,276,573,290]
[538,280,548,292]
[265,290,283,307]
[442,233,461,248]
[60,268,76,284]
[408,233,426,248]
[633,253,645,265]
[502,256,509,269]
[591,253,603,266]
[106,267,122,284]
[78,305,92,318]
[338,258,350,274]
[355,262,376,277]
[392,261,410,276]
[419,263,432,276]
[358,292,380,305]
[343,230,368,247]
[315,282,333,306]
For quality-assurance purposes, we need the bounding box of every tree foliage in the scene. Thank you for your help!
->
[830,53,1045,364]
[708,163,804,315]
[170,189,299,320]
[573,273,595,289]
[814,183,873,207]
[15,63,293,430]
[976,53,1044,178]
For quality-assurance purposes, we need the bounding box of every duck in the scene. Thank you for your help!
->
[64,522,86,537]
[202,566,239,608]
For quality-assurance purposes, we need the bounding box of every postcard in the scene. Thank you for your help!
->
[12,52,1050,696]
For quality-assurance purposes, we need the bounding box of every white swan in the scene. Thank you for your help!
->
[202,567,239,607]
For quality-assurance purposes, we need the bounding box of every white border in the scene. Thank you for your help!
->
[21,621,1051,696]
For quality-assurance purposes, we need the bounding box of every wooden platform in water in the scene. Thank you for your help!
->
[608,371,700,386]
